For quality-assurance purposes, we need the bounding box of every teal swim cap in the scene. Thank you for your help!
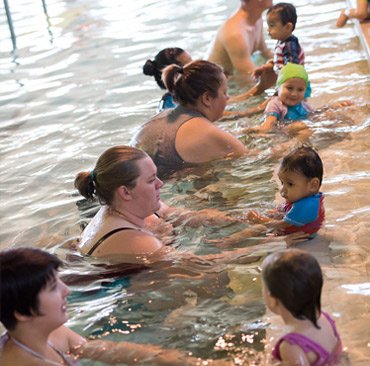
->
[277,63,309,87]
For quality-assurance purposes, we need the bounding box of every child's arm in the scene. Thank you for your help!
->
[251,61,274,80]
[222,98,269,120]
[315,100,353,114]
[243,114,279,134]
[325,100,353,110]
[247,210,289,230]
[209,224,267,247]
[282,40,302,66]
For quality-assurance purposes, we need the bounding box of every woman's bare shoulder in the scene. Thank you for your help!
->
[90,228,164,257]
[49,325,86,353]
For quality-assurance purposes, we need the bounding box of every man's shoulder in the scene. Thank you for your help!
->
[218,16,243,40]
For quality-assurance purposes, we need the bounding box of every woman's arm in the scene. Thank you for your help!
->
[176,118,249,163]
[162,205,242,228]
[73,340,193,365]
[73,339,232,365]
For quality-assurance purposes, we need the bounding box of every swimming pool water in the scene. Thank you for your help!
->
[1,0,369,364]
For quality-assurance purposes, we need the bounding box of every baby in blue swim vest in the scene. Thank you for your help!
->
[247,146,325,239]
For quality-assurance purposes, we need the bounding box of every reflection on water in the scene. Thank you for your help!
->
[0,0,369,364]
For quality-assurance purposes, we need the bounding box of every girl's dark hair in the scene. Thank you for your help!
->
[0,247,62,330]
[162,60,224,106]
[143,47,187,89]
[267,2,298,31]
[262,249,323,328]
[280,146,323,185]
[74,146,148,205]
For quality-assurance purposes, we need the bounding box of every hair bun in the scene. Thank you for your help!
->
[143,59,156,76]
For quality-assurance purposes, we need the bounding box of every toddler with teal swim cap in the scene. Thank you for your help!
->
[276,62,309,88]
[247,63,314,133]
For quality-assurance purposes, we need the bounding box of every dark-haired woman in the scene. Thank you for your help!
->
[0,247,233,365]
[143,47,192,111]
[135,60,250,178]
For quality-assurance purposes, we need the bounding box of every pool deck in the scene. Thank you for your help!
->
[347,0,370,68]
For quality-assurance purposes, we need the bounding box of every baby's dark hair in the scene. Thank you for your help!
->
[267,2,297,31]
[0,247,62,330]
[143,47,187,89]
[262,249,323,328]
[280,146,323,186]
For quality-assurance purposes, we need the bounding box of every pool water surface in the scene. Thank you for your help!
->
[0,0,369,364]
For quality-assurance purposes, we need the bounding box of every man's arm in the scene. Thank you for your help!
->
[223,28,255,81]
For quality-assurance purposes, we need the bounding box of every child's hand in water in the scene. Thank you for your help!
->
[329,99,354,109]
[243,126,261,134]
[247,210,268,224]
[243,126,272,137]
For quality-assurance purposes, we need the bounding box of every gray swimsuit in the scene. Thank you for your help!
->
[134,105,203,177]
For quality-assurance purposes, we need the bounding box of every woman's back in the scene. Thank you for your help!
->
[136,60,248,177]
[134,105,202,176]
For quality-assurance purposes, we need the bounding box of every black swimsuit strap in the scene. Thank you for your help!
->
[87,227,135,256]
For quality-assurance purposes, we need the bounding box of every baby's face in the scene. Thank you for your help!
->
[267,12,292,41]
[278,168,314,203]
[278,78,306,107]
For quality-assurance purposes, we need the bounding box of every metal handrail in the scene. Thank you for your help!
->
[2,0,50,50]
[3,0,16,49]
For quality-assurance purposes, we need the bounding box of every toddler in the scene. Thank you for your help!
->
[226,3,305,105]
[248,146,324,238]
[246,63,313,134]
[262,248,342,365]
[253,3,305,79]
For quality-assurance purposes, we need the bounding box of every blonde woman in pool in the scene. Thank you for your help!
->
[75,145,266,261]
